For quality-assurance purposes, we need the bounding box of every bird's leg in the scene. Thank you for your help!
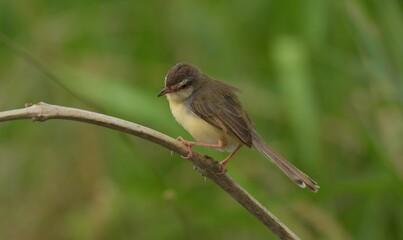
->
[176,136,195,158]
[217,144,242,175]
[176,137,225,159]
[176,137,242,174]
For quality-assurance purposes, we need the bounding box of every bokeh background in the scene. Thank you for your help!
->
[1,1,402,239]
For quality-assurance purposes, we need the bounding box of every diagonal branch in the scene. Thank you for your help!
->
[0,102,300,240]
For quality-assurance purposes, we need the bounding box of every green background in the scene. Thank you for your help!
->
[1,1,402,239]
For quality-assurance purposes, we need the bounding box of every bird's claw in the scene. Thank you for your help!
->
[217,162,228,175]
[176,136,194,159]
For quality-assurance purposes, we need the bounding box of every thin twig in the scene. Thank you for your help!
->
[0,102,300,240]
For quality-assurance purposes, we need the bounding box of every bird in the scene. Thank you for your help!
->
[157,63,319,192]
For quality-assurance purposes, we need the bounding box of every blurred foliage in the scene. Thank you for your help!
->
[1,0,403,239]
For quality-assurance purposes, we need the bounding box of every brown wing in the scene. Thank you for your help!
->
[187,80,253,147]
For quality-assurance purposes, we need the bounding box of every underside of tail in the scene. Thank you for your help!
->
[251,129,319,192]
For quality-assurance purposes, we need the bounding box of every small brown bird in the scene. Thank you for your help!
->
[158,63,319,192]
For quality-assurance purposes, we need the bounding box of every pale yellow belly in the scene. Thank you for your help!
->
[168,100,238,152]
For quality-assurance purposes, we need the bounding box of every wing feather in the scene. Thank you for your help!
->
[187,79,253,147]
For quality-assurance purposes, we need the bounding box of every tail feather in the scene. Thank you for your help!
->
[251,129,319,192]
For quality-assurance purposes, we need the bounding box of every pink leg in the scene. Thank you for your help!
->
[218,144,242,174]
[177,137,242,174]
[177,136,225,159]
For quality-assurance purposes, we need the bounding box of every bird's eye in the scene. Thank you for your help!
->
[179,82,189,89]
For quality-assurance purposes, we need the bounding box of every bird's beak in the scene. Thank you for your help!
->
[157,86,174,97]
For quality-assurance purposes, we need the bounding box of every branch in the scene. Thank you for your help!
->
[0,102,300,240]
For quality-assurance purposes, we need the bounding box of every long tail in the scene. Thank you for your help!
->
[251,129,319,192]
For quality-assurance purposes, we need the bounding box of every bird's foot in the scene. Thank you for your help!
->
[217,158,229,175]
[176,136,194,159]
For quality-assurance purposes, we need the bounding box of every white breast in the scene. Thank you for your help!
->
[167,96,239,152]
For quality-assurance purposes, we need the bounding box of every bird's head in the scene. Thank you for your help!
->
[157,63,202,102]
